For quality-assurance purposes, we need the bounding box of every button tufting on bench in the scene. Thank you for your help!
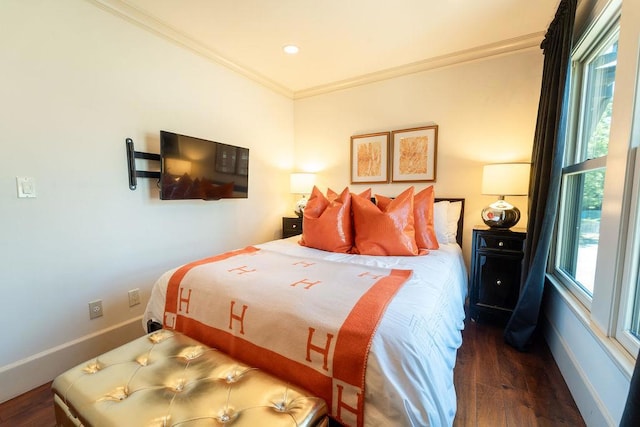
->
[52,330,328,427]
[100,386,128,402]
[82,362,101,374]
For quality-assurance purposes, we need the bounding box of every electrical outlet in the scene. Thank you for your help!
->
[89,300,103,319]
[128,288,140,307]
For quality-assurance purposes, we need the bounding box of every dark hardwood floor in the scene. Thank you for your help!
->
[454,320,584,426]
[0,321,584,426]
[0,382,55,427]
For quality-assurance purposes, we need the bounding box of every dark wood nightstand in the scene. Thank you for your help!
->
[469,226,527,323]
[282,217,303,238]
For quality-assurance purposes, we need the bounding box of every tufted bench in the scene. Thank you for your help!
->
[51,330,328,427]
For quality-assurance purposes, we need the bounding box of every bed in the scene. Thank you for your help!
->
[143,192,467,427]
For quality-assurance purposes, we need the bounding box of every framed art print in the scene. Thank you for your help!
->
[391,125,438,182]
[350,132,390,183]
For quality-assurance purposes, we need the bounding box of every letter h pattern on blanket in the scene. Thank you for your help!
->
[162,246,411,427]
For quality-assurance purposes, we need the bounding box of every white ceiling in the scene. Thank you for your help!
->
[94,0,560,98]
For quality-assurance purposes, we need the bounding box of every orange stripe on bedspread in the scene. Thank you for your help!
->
[334,269,412,385]
[175,316,334,408]
[163,246,258,322]
[163,246,410,427]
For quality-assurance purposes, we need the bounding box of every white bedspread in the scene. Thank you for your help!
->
[143,237,468,426]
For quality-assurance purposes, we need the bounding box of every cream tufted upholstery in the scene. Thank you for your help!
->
[52,330,328,427]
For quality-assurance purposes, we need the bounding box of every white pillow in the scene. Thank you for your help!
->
[434,201,450,243]
[446,201,462,243]
[434,200,462,244]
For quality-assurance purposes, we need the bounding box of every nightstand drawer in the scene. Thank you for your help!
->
[282,217,303,238]
[476,234,525,252]
[477,253,522,311]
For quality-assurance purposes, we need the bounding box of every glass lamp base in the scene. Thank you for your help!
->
[481,199,521,229]
[294,196,307,218]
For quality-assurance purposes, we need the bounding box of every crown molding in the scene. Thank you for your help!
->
[293,32,545,99]
[86,0,543,101]
[86,0,294,98]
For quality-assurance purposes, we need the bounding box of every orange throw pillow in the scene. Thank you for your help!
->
[377,186,439,250]
[356,188,371,201]
[352,186,419,256]
[300,186,353,253]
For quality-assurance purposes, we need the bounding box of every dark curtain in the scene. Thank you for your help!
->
[504,0,577,351]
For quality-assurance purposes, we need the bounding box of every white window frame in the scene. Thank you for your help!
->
[553,19,620,309]
[615,55,640,355]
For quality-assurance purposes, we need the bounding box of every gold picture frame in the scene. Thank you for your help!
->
[391,125,438,182]
[350,132,390,184]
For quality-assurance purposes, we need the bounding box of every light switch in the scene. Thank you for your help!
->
[16,176,36,198]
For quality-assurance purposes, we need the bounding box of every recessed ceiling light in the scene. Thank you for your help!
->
[283,44,300,55]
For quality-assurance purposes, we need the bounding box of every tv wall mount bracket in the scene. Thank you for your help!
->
[126,138,160,190]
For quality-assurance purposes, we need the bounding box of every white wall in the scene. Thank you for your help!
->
[543,284,630,426]
[294,49,543,265]
[0,0,294,402]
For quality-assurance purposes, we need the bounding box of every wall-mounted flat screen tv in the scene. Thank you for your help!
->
[160,130,249,200]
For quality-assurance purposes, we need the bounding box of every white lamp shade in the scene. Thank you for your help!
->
[481,163,530,196]
[290,173,316,194]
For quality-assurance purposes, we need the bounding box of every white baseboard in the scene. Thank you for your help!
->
[542,314,614,426]
[0,316,145,404]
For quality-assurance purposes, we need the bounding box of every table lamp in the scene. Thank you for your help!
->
[290,173,316,217]
[481,163,530,228]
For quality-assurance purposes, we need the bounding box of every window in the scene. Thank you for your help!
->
[630,264,640,341]
[627,176,640,339]
[617,117,640,354]
[555,28,618,305]
[553,0,640,358]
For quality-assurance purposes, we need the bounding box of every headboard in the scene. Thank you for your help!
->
[435,198,465,247]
